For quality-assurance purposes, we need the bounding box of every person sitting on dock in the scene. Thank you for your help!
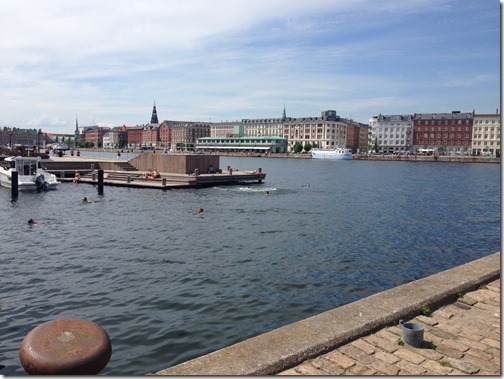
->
[150,168,161,179]
[142,169,153,180]
[72,171,81,183]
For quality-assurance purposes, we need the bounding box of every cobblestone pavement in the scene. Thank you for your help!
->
[278,279,500,375]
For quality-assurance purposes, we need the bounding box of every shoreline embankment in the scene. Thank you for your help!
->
[154,252,500,375]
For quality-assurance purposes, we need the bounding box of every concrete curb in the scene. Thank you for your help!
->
[155,252,500,375]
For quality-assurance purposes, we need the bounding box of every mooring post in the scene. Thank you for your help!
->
[11,170,18,198]
[162,178,166,187]
[97,169,104,195]
[60,171,65,180]
[127,175,131,183]
[19,318,112,375]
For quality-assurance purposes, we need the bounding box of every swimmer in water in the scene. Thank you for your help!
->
[28,219,37,226]
[197,208,204,214]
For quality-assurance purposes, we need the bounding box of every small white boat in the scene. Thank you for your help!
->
[0,156,60,191]
[311,148,353,160]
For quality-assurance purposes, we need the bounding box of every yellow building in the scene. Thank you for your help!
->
[472,111,500,157]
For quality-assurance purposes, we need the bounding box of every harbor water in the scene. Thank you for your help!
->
[0,156,500,375]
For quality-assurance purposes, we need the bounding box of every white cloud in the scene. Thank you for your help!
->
[0,0,499,132]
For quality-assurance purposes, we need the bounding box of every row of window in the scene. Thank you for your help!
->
[473,127,499,132]
[417,141,470,145]
[474,141,499,146]
[474,119,498,124]
[417,119,469,125]
[416,126,469,132]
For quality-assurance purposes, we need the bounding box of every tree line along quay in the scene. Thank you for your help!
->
[0,106,500,158]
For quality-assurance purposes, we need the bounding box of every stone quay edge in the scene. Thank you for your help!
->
[154,252,500,376]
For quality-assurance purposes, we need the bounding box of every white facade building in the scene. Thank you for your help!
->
[368,114,413,153]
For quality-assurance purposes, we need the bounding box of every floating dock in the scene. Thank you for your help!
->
[41,153,266,189]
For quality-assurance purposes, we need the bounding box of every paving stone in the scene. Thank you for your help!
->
[457,337,490,352]
[277,368,301,375]
[376,329,400,343]
[430,327,458,340]
[386,325,402,337]
[409,346,444,361]
[375,351,400,364]
[434,345,464,359]
[473,301,500,312]
[480,337,500,349]
[363,334,399,353]
[421,360,453,375]
[396,359,427,375]
[462,354,501,374]
[324,350,356,369]
[457,295,476,306]
[339,344,375,365]
[347,364,376,375]
[311,357,345,375]
[393,348,426,364]
[465,291,490,302]
[446,357,480,374]
[476,288,500,300]
[294,363,327,375]
[397,368,413,375]
[416,315,438,326]
[435,320,462,335]
[370,358,400,375]
[453,301,473,310]
[486,347,500,358]
[432,308,454,319]
[442,338,470,352]
[443,303,469,316]
[350,338,376,355]
[465,348,495,362]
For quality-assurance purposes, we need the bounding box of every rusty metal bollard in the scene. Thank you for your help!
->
[19,318,112,375]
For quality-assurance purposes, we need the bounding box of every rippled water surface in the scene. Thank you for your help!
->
[0,157,500,375]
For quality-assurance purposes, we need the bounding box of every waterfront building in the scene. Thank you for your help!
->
[126,126,144,148]
[472,110,500,157]
[170,121,211,151]
[1,127,44,148]
[283,110,348,152]
[368,114,413,153]
[412,111,473,155]
[158,121,172,149]
[196,136,287,153]
[211,122,244,138]
[142,124,160,148]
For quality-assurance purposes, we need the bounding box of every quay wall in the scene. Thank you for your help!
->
[155,252,500,376]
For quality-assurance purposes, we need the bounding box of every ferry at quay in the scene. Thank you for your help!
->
[310,148,353,160]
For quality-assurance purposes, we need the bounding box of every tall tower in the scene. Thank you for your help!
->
[150,101,159,124]
[282,105,287,122]
[74,115,80,145]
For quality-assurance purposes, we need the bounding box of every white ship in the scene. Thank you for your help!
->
[311,148,353,160]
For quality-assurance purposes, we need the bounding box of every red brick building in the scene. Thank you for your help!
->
[412,111,473,155]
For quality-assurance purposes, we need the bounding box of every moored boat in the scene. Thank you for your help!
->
[0,156,60,191]
[311,148,353,160]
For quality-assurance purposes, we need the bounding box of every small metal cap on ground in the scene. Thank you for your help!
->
[19,318,112,375]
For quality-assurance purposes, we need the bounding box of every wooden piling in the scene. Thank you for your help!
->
[98,170,104,195]
[11,170,18,198]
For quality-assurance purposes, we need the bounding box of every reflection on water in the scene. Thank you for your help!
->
[0,157,500,375]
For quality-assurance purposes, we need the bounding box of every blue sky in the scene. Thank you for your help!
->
[0,0,500,133]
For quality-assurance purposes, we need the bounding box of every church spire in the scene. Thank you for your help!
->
[282,105,286,122]
[150,101,159,124]
[75,114,80,144]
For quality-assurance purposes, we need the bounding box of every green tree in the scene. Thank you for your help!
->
[304,142,312,152]
[293,141,303,153]
[374,137,378,153]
